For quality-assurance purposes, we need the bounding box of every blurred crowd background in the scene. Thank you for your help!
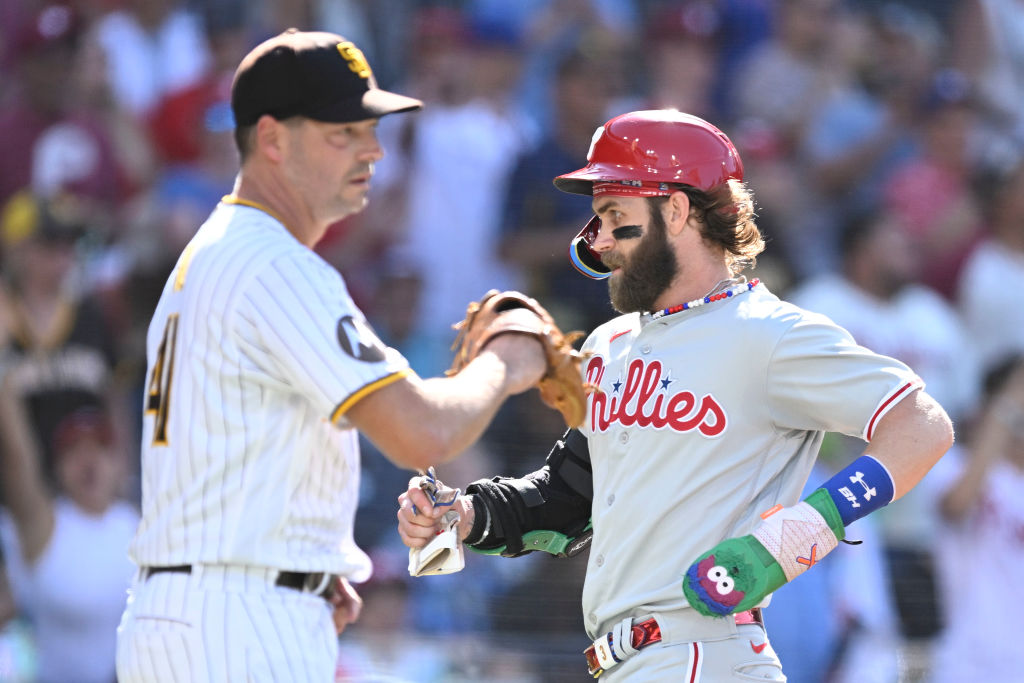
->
[1,0,1023,681]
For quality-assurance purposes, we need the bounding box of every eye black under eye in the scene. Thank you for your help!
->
[612,225,643,240]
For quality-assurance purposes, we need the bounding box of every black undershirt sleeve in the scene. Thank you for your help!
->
[463,428,593,556]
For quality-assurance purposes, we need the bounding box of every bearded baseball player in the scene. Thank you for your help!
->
[113,30,589,683]
[397,110,954,680]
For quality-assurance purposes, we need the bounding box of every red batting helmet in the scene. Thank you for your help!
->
[555,110,744,279]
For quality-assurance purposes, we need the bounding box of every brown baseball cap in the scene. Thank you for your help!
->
[231,29,422,127]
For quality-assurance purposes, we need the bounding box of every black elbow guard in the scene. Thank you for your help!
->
[464,429,593,558]
[546,427,593,501]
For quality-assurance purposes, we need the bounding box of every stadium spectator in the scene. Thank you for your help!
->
[365,8,533,343]
[499,44,621,334]
[0,391,138,683]
[951,0,1024,164]
[794,3,938,278]
[924,354,1024,682]
[883,68,987,300]
[635,1,723,119]
[0,192,124,482]
[730,0,847,152]
[0,4,128,211]
[91,0,211,120]
[957,160,1024,372]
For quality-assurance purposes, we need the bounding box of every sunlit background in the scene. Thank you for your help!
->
[1,1,1021,681]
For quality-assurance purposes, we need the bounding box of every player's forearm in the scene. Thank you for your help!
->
[409,335,546,464]
[460,434,593,557]
[351,351,522,470]
[685,388,954,618]
[349,327,546,469]
[461,469,593,556]
[939,449,994,522]
[939,408,1008,521]
[414,351,516,461]
[858,389,954,500]
[0,382,55,561]
[428,348,532,448]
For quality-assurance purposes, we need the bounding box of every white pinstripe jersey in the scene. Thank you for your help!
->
[129,202,410,580]
[576,283,922,639]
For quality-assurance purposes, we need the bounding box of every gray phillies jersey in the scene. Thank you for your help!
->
[576,283,921,639]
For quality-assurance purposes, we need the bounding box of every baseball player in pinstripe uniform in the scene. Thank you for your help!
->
[397,110,955,680]
[115,30,548,682]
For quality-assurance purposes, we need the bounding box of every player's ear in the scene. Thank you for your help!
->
[665,190,691,236]
[254,114,287,163]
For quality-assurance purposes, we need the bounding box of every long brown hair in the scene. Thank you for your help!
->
[668,179,764,274]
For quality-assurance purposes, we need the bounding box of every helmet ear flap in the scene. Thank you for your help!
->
[568,215,610,280]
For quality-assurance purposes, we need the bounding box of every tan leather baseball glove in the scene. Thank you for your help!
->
[447,290,594,427]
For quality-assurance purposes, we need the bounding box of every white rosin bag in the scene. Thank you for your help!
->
[408,467,465,576]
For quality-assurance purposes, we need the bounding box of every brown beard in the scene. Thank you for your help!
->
[607,203,679,313]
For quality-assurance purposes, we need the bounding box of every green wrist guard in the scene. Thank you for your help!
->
[469,521,593,559]
[683,490,846,617]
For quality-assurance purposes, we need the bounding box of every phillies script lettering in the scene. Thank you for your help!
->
[586,356,727,435]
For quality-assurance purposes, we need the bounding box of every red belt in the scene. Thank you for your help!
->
[584,608,763,678]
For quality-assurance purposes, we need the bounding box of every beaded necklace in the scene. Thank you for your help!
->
[649,278,760,320]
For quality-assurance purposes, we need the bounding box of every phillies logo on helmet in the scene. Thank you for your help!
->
[585,356,727,435]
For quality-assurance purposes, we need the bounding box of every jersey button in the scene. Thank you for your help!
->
[589,612,598,625]
[641,344,652,354]
[618,432,629,444]
[607,494,615,506]
[595,555,604,567]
